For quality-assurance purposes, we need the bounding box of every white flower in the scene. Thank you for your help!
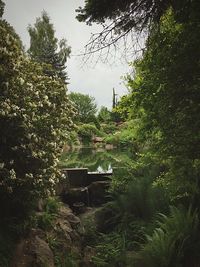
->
[19,77,25,85]
[0,162,5,169]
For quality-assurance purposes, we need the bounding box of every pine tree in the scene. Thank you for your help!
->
[28,11,71,83]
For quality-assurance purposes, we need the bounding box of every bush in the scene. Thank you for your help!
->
[104,121,139,150]
[100,123,117,134]
[0,14,73,220]
[133,206,200,267]
[92,232,126,267]
[37,197,61,230]
[77,123,103,143]
[66,131,80,146]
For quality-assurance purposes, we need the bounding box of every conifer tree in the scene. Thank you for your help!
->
[28,11,71,83]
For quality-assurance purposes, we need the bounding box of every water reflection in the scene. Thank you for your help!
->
[60,147,135,173]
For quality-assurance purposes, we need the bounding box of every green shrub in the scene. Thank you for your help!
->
[92,232,126,267]
[104,123,138,149]
[37,197,60,230]
[0,12,73,221]
[66,131,80,146]
[133,206,200,267]
[77,123,103,143]
[82,211,98,246]
[101,123,117,134]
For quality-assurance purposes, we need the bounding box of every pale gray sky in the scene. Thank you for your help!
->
[3,0,130,109]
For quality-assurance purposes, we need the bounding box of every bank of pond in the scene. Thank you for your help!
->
[1,145,199,267]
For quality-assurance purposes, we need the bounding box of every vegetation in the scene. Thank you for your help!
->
[76,0,200,56]
[69,92,97,123]
[74,1,200,267]
[1,0,200,266]
[0,2,73,265]
[28,11,71,83]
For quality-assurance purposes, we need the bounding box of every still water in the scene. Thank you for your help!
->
[60,147,135,173]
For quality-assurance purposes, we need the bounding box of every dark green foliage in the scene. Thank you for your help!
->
[37,198,60,231]
[77,0,200,28]
[129,10,200,160]
[75,1,200,267]
[133,207,200,267]
[0,0,4,18]
[125,9,200,206]
[92,232,127,267]
[28,11,71,83]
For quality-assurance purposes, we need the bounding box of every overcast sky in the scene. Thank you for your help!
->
[3,0,131,109]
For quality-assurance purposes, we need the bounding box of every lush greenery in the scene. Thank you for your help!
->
[75,1,200,267]
[28,11,71,83]
[1,0,200,266]
[0,2,73,265]
[69,92,97,123]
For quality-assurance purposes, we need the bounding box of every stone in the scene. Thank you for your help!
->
[63,187,90,207]
[66,213,81,228]
[10,236,55,267]
[37,198,45,212]
[58,205,73,218]
[33,236,55,267]
[88,181,110,206]
[62,168,88,187]
[92,136,104,143]
[105,144,114,150]
[82,246,96,267]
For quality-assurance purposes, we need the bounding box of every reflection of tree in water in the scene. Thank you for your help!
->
[60,147,135,172]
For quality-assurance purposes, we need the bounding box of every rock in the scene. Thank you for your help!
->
[58,205,73,218]
[73,201,86,214]
[63,168,88,187]
[55,179,69,196]
[88,181,110,206]
[37,198,45,212]
[11,204,83,267]
[56,219,72,244]
[82,246,96,267]
[92,136,104,143]
[66,213,81,228]
[33,236,55,267]
[63,187,90,207]
[10,236,55,267]
[105,144,114,150]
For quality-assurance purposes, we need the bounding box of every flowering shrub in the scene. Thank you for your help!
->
[0,13,73,218]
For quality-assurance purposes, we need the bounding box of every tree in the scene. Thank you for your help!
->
[28,11,71,83]
[69,92,97,123]
[0,7,73,219]
[98,106,111,123]
[76,0,200,56]
[126,9,200,203]
[112,94,133,121]
[0,0,4,17]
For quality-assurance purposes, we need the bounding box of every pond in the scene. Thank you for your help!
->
[60,147,137,191]
[60,147,136,173]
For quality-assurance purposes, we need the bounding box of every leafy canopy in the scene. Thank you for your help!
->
[76,0,200,58]
[77,0,200,31]
[69,92,97,123]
